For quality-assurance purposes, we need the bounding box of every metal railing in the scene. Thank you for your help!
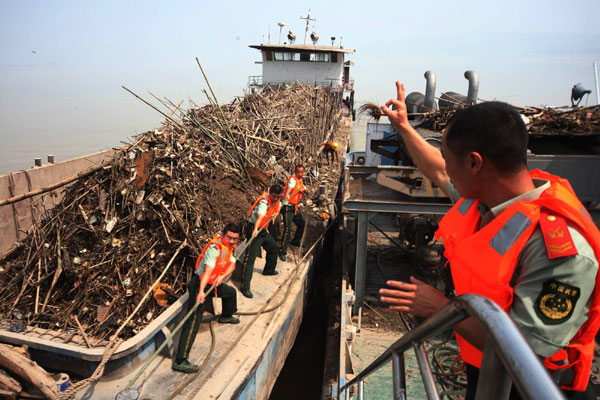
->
[246,76,352,90]
[342,78,354,91]
[338,294,565,400]
[248,75,263,86]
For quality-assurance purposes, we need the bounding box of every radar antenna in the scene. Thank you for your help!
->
[277,22,285,44]
[300,9,316,45]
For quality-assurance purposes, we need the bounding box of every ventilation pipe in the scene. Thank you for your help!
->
[424,71,437,110]
[405,71,438,118]
[464,70,479,105]
[440,70,479,108]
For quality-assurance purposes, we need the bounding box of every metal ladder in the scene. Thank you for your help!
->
[338,294,566,400]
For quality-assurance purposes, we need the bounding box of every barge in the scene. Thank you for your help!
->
[0,13,356,399]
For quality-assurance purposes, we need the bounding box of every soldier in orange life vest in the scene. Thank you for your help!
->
[378,81,600,398]
[241,184,283,298]
[173,223,241,374]
[319,140,339,165]
[279,165,308,262]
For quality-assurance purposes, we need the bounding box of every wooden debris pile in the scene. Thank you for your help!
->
[0,83,344,343]
[184,84,344,173]
[416,107,462,132]
[521,105,600,134]
[417,104,600,134]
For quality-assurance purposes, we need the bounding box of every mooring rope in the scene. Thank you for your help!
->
[183,219,326,400]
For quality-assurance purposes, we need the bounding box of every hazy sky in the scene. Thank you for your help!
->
[1,0,599,172]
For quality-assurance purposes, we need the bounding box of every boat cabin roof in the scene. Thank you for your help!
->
[249,43,355,54]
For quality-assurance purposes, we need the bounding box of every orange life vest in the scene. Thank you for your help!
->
[284,175,305,210]
[327,141,339,152]
[248,191,280,230]
[435,170,600,391]
[195,235,234,285]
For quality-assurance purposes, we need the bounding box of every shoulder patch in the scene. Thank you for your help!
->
[539,210,578,259]
[534,279,580,325]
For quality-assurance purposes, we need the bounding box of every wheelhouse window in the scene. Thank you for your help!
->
[274,52,300,61]
[312,53,329,62]
[272,52,330,62]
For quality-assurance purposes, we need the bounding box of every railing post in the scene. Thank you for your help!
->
[413,342,441,400]
[338,295,564,400]
[358,380,364,400]
[392,352,406,400]
[476,340,512,400]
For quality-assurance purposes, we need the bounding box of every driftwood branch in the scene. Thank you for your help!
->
[0,163,108,207]
[0,369,22,398]
[0,344,58,400]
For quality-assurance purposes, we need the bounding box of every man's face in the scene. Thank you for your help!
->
[442,134,474,198]
[295,167,305,179]
[222,231,240,247]
[269,192,282,203]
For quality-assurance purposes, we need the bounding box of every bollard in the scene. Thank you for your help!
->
[48,155,55,164]
[34,158,42,167]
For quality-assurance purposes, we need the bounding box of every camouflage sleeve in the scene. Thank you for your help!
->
[509,225,598,357]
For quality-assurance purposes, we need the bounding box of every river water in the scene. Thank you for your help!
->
[0,91,163,175]
[0,104,375,176]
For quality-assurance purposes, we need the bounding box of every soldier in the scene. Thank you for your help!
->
[378,81,600,398]
[279,165,308,261]
[173,223,241,373]
[241,184,283,298]
[319,140,339,165]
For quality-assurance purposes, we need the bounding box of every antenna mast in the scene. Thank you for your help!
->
[300,10,316,45]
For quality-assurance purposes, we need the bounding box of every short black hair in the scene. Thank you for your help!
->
[295,164,304,172]
[445,101,528,174]
[222,223,240,235]
[269,184,283,195]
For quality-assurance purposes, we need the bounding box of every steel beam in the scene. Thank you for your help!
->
[354,211,368,314]
[344,199,451,215]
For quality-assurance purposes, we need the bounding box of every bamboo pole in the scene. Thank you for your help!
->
[0,163,108,207]
[195,58,252,183]
[122,86,187,133]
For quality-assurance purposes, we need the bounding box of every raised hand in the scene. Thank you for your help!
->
[380,81,410,132]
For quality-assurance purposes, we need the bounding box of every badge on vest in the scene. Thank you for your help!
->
[535,279,580,325]
[539,210,578,259]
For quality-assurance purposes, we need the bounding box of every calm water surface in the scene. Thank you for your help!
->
[0,93,162,175]
[0,97,376,175]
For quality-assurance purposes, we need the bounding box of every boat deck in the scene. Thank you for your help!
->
[352,325,463,399]
[79,250,315,400]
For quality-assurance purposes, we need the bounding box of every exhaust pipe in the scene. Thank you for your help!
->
[464,70,479,105]
[424,71,436,110]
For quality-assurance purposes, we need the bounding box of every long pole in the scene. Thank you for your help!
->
[0,163,107,207]
[594,62,599,105]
